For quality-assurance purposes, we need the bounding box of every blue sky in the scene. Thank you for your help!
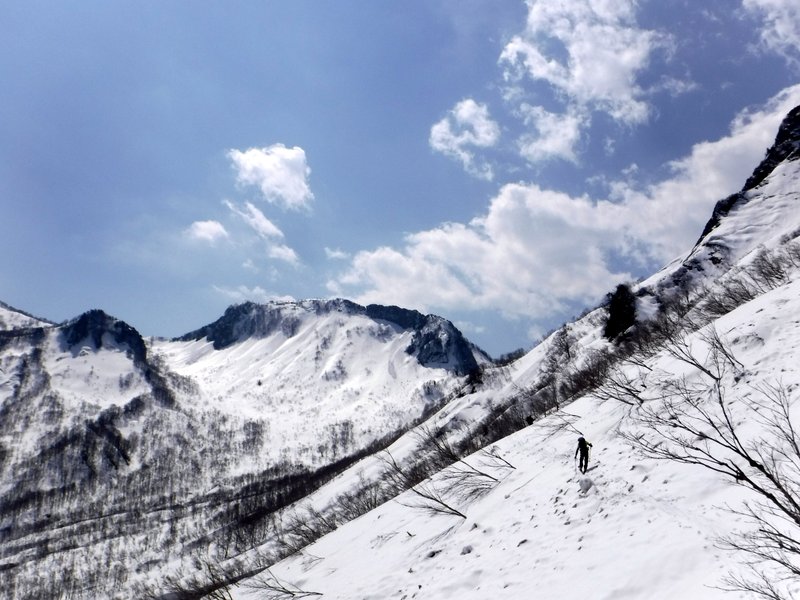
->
[1,1,799,357]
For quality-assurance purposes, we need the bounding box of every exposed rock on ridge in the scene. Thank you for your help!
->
[61,309,148,365]
[177,299,480,376]
[697,104,800,242]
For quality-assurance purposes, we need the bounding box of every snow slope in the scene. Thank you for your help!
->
[152,301,469,463]
[0,301,50,330]
[229,273,800,600]
[216,107,800,600]
[3,106,800,599]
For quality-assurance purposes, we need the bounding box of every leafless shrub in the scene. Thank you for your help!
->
[415,425,499,483]
[378,451,466,519]
[782,240,800,269]
[530,410,583,440]
[332,475,392,523]
[620,331,800,600]
[436,463,497,503]
[242,568,322,599]
[700,274,760,319]
[477,445,516,471]
[138,556,240,600]
[700,242,800,320]
[273,506,339,557]
[750,245,789,290]
[595,363,648,406]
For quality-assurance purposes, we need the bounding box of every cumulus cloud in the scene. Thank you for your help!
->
[430,99,500,179]
[744,0,800,65]
[228,144,314,210]
[500,0,669,124]
[330,187,631,317]
[517,105,587,163]
[185,220,229,243]
[331,85,800,323]
[267,244,300,266]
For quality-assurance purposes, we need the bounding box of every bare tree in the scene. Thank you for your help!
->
[242,568,322,599]
[618,331,800,600]
[378,451,467,519]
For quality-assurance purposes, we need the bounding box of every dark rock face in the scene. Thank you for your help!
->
[405,318,479,376]
[61,310,147,365]
[696,104,800,244]
[744,104,800,191]
[696,192,743,242]
[177,302,288,349]
[365,304,427,330]
[178,299,480,376]
[364,303,477,374]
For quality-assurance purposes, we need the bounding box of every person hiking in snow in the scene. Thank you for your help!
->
[575,436,592,473]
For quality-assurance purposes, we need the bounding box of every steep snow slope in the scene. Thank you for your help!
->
[216,106,800,599]
[228,252,800,600]
[152,300,474,462]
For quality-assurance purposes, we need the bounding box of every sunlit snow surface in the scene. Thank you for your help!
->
[227,278,800,600]
[151,307,463,464]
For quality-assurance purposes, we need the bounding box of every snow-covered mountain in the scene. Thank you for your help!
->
[2,105,800,599]
[0,299,483,598]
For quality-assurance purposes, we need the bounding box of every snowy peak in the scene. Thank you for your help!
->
[60,309,147,365]
[698,103,800,242]
[744,103,800,192]
[177,299,480,376]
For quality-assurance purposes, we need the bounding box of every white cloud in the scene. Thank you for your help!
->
[517,105,586,163]
[225,199,300,266]
[212,285,294,304]
[228,144,314,210]
[185,220,229,243]
[325,247,350,260]
[605,83,800,261]
[500,0,669,125]
[430,99,500,180]
[224,200,284,240]
[743,0,800,65]
[330,187,631,318]
[267,244,300,266]
[331,85,800,321]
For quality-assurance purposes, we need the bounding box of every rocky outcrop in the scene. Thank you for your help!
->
[178,299,480,376]
[61,310,147,365]
[697,104,800,243]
